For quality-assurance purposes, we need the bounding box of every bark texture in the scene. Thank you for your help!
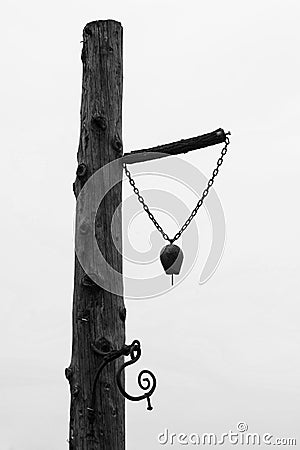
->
[66,20,125,450]
[123,128,227,164]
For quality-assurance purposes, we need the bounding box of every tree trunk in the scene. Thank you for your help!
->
[66,20,125,450]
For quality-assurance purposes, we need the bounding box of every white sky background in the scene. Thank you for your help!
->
[0,0,300,448]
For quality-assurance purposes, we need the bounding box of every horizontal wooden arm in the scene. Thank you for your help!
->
[123,128,228,164]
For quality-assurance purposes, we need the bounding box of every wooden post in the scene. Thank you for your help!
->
[66,20,125,449]
[65,17,229,450]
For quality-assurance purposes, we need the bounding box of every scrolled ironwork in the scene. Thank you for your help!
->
[89,339,156,415]
[116,340,157,410]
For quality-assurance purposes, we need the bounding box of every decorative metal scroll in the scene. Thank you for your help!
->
[89,339,156,415]
[116,340,156,411]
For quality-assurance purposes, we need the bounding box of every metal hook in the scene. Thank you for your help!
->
[89,340,156,416]
[116,340,157,411]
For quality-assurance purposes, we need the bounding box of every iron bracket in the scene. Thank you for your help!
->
[88,339,156,415]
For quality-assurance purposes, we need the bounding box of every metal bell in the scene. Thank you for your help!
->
[160,244,184,284]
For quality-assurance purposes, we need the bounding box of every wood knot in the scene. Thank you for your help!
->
[65,366,73,381]
[72,384,80,398]
[76,163,87,178]
[79,221,90,235]
[81,46,86,64]
[119,307,126,322]
[81,274,100,289]
[112,136,123,154]
[84,26,93,36]
[94,337,111,354]
[92,115,107,131]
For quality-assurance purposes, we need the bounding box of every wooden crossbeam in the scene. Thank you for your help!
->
[123,128,228,164]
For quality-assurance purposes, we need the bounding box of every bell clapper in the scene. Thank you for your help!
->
[171,274,174,286]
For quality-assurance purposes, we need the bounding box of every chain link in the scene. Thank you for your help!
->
[123,134,230,244]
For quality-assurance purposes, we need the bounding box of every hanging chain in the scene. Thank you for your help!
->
[123,133,230,244]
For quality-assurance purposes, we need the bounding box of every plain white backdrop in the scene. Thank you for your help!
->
[0,0,300,449]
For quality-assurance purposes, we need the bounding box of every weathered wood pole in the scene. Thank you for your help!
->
[66,20,125,449]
